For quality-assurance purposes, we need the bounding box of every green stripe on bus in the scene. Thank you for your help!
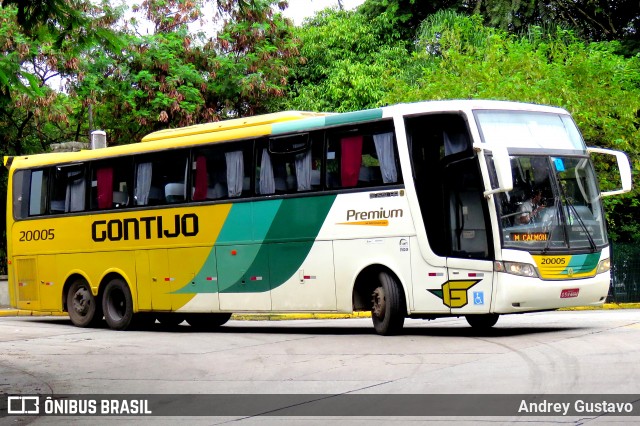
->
[218,200,282,243]
[564,253,600,274]
[220,195,336,293]
[272,117,327,134]
[174,195,336,295]
[324,109,383,126]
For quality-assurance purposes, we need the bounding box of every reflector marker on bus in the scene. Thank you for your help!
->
[206,277,217,281]
[18,282,26,287]
[164,278,175,282]
[44,282,54,286]
[468,273,484,277]
[428,272,444,277]
[303,275,316,280]
[250,276,263,281]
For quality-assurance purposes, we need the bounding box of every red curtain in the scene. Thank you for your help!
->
[193,156,208,200]
[340,135,363,187]
[97,167,113,209]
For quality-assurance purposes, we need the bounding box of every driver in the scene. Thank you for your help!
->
[517,188,545,225]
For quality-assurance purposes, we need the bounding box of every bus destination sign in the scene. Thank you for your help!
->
[510,232,549,242]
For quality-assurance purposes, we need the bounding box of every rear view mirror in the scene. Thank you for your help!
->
[484,146,513,197]
[587,147,632,197]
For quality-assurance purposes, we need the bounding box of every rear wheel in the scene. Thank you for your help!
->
[465,314,500,329]
[67,278,102,327]
[371,271,406,335]
[185,313,232,330]
[102,278,134,330]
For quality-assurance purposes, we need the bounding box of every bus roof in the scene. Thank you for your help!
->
[141,111,331,142]
[6,100,572,170]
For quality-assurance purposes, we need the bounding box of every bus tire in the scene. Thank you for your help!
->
[67,278,102,328]
[102,278,134,331]
[156,313,185,328]
[185,313,232,330]
[465,314,500,329]
[371,271,406,335]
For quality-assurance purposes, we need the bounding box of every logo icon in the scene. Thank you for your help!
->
[7,396,40,414]
[429,280,481,308]
[473,291,484,305]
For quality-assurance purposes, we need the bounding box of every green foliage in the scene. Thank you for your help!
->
[68,0,298,143]
[282,8,408,112]
[358,0,461,43]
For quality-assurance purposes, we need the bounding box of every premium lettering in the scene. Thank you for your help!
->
[92,213,198,242]
[346,208,403,222]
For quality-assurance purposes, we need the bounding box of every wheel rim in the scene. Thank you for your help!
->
[372,286,386,319]
[72,286,92,316]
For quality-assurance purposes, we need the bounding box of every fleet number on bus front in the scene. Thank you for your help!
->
[19,229,55,242]
[540,258,566,265]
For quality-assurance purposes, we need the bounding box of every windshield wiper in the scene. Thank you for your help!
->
[541,196,562,255]
[563,196,597,253]
[553,166,597,253]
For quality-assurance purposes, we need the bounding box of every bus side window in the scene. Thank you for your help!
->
[12,170,29,219]
[192,142,251,201]
[134,150,188,206]
[326,128,399,189]
[13,169,49,218]
[256,134,320,195]
[50,165,86,213]
[90,157,133,210]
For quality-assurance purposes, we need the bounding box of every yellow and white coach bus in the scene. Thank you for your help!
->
[3,100,632,334]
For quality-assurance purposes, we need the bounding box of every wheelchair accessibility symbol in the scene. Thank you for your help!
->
[473,291,484,305]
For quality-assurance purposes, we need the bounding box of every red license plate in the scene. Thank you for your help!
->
[560,288,580,298]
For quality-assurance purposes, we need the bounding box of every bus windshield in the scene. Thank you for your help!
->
[476,110,585,150]
[496,155,607,252]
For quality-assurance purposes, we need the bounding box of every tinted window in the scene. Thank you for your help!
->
[326,125,400,189]
[134,151,189,206]
[192,141,252,201]
[90,157,133,210]
[256,134,322,195]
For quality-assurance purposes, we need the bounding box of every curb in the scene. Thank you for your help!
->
[0,309,371,320]
[0,309,68,317]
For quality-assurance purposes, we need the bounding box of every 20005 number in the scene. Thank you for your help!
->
[541,258,566,265]
[19,229,55,242]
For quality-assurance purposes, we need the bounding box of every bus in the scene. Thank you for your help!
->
[3,100,632,335]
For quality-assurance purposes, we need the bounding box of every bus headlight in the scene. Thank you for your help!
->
[495,261,539,278]
[597,258,611,274]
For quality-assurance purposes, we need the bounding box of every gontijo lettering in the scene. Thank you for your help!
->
[92,213,199,242]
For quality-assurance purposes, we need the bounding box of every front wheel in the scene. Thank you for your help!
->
[102,278,134,331]
[67,279,102,327]
[371,271,406,336]
[465,314,500,329]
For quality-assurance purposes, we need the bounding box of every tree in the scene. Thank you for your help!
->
[470,1,640,52]
[358,0,640,54]
[70,0,299,144]
[359,0,461,43]
[283,7,408,112]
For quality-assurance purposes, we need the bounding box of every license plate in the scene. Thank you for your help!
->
[560,288,580,298]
